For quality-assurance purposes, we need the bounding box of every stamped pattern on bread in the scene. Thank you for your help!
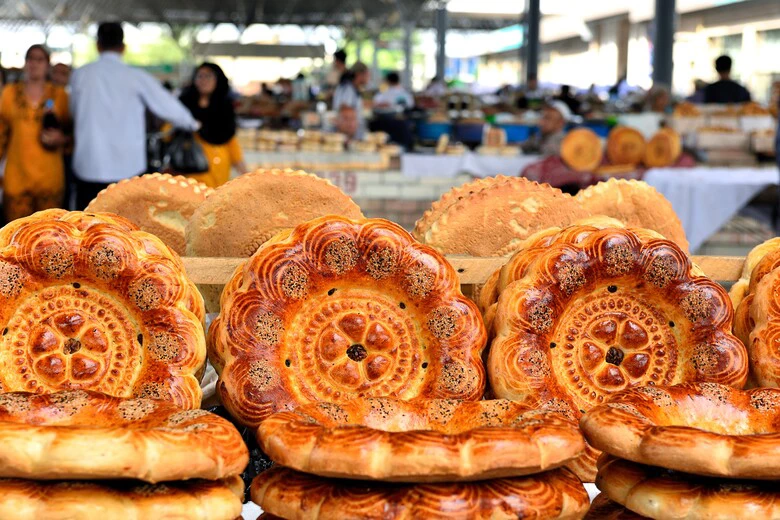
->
[0,210,206,408]
[209,216,487,427]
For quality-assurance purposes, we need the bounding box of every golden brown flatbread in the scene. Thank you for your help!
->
[584,494,648,520]
[0,390,247,481]
[185,169,363,312]
[85,173,213,255]
[606,127,646,166]
[0,476,244,520]
[597,456,780,520]
[210,217,487,427]
[643,128,681,168]
[0,210,206,408]
[489,227,747,480]
[575,179,689,251]
[561,128,603,172]
[252,466,590,520]
[582,383,780,479]
[420,178,590,257]
[258,398,584,481]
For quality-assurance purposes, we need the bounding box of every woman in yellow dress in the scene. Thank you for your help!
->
[0,45,69,222]
[179,63,247,188]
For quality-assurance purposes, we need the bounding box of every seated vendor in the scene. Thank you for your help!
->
[521,101,570,156]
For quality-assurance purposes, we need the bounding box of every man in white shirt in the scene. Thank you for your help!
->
[373,72,413,114]
[70,22,199,208]
[332,62,370,140]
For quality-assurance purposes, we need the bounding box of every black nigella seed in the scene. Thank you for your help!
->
[399,302,406,309]
[457,268,465,273]
[422,362,429,369]
[669,321,675,328]
[2,328,7,335]
[285,359,291,367]
[327,288,336,296]
[72,282,81,289]
[137,334,143,345]
[607,285,617,293]
[550,342,556,349]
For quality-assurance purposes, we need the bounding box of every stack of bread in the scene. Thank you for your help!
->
[0,210,249,519]
[580,383,780,519]
[207,215,591,519]
[482,222,747,482]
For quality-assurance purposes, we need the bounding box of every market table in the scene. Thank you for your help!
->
[643,166,779,253]
[401,152,541,178]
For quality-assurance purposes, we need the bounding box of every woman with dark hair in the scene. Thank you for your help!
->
[0,44,69,222]
[179,63,246,187]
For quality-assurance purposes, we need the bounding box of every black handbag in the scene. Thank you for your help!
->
[164,131,209,174]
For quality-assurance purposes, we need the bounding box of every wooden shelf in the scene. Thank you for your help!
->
[181,255,745,286]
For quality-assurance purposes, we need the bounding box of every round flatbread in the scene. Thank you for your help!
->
[252,466,590,520]
[561,128,603,172]
[258,398,584,482]
[728,237,780,310]
[413,176,513,241]
[575,179,688,251]
[582,383,780,479]
[210,217,487,428]
[597,456,780,520]
[185,169,363,312]
[643,128,681,168]
[745,267,780,386]
[85,173,213,255]
[489,227,748,480]
[606,127,646,166]
[420,178,590,257]
[0,475,243,520]
[584,494,648,520]
[0,390,248,481]
[0,210,205,408]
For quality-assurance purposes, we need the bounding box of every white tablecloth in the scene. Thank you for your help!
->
[644,166,779,253]
[401,152,541,178]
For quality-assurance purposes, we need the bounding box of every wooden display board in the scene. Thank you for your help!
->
[181,255,745,286]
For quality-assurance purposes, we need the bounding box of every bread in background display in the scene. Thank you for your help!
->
[643,128,682,168]
[417,177,589,257]
[185,169,363,312]
[252,466,590,520]
[560,128,603,172]
[575,179,689,251]
[209,216,487,428]
[85,173,213,255]
[0,210,206,409]
[258,398,584,481]
[489,226,747,480]
[606,127,646,166]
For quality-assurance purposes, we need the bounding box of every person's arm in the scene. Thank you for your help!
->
[227,135,248,175]
[137,71,199,131]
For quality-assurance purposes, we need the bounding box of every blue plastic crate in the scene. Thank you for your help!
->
[417,121,452,142]
[499,124,538,143]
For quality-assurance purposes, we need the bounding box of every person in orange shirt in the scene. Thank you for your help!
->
[0,45,69,222]
[178,63,246,188]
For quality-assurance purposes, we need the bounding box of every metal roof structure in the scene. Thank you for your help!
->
[1,0,519,30]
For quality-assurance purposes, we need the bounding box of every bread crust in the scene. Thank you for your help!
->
[210,216,487,427]
[597,456,780,520]
[0,475,244,520]
[0,210,206,408]
[86,173,213,255]
[251,466,590,520]
[258,398,584,482]
[489,227,747,480]
[575,179,689,252]
[0,390,248,482]
[643,128,682,168]
[582,383,780,479]
[606,127,646,166]
[420,178,589,256]
[583,494,648,520]
[560,128,603,172]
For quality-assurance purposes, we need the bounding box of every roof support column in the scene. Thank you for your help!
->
[435,4,448,81]
[524,0,540,83]
[403,20,414,91]
[652,0,675,86]
[371,37,381,89]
